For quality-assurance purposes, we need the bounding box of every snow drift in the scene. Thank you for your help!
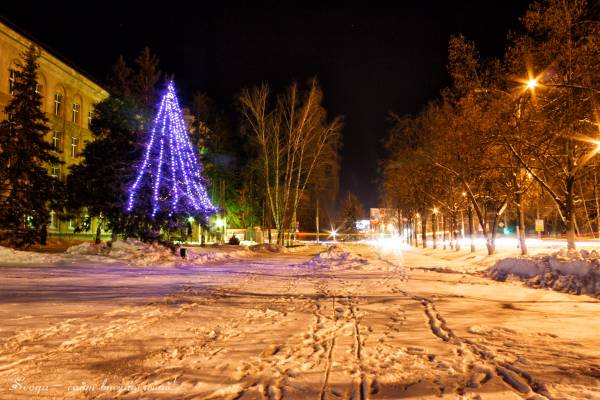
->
[249,243,289,253]
[0,239,270,268]
[487,251,600,297]
[67,239,175,266]
[0,246,67,264]
[303,246,368,269]
[67,239,251,267]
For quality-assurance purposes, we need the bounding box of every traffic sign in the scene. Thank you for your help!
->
[535,219,544,232]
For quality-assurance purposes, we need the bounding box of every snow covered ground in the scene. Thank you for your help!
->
[1,242,600,399]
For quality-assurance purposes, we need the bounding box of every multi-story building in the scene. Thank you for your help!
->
[0,19,109,235]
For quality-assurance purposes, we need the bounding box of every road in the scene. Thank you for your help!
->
[1,245,599,399]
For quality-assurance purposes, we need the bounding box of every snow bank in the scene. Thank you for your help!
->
[0,240,253,268]
[186,247,251,265]
[66,239,175,266]
[487,253,600,297]
[0,246,66,264]
[249,243,289,253]
[66,241,110,256]
[303,246,367,269]
[110,240,177,265]
[65,239,251,267]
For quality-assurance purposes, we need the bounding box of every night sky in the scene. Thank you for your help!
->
[1,1,531,208]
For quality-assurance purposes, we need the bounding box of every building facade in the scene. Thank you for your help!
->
[0,20,109,235]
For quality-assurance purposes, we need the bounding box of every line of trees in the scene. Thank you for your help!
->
[382,0,600,254]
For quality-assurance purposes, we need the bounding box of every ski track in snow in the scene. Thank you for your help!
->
[0,246,600,399]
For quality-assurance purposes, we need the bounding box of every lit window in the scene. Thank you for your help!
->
[54,93,63,116]
[68,219,74,230]
[35,83,43,96]
[72,102,80,124]
[71,136,79,157]
[88,110,93,127]
[52,131,63,152]
[50,164,60,178]
[8,69,16,95]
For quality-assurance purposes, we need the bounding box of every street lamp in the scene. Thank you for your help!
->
[526,78,538,91]
[460,193,467,239]
[329,228,338,242]
[215,218,226,243]
[432,207,439,248]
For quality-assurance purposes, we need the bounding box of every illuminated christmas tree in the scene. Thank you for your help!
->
[126,82,217,220]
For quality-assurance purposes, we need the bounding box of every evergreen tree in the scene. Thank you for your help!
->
[134,47,161,108]
[67,95,145,242]
[126,82,217,233]
[67,49,160,242]
[0,45,62,246]
[339,192,365,232]
[108,55,133,97]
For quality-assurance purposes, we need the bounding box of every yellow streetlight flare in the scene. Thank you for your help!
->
[433,207,438,214]
[328,229,338,241]
[526,78,538,91]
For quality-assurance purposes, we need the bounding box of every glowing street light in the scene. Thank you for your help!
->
[329,228,338,241]
[215,217,227,243]
[526,78,538,91]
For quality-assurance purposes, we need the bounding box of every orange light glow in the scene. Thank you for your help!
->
[526,78,538,91]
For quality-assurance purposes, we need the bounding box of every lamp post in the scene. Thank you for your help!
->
[461,192,466,239]
[432,207,438,249]
[215,217,226,243]
[513,93,531,256]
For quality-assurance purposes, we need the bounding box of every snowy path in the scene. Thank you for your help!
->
[1,246,600,399]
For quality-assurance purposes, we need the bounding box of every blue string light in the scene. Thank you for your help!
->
[126,82,217,218]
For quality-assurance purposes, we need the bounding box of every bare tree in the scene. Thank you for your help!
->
[239,80,342,245]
